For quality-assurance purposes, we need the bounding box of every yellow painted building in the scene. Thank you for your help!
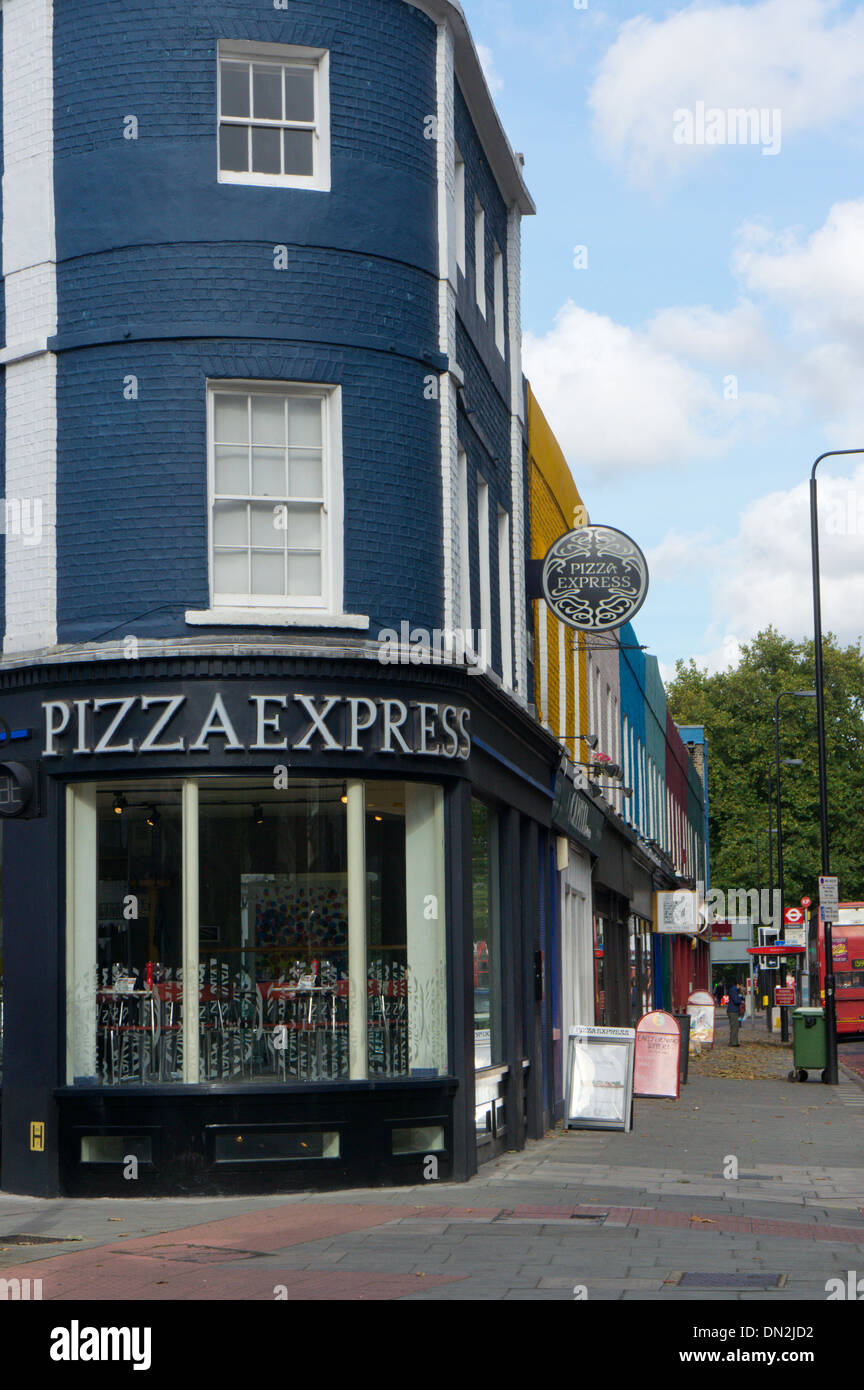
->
[526,385,589,764]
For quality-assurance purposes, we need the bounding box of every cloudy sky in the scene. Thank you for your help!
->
[461,0,864,677]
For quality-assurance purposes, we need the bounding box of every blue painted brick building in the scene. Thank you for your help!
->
[0,0,559,1198]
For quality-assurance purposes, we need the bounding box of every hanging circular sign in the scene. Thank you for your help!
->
[541,525,649,632]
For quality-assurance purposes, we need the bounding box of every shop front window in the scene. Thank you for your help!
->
[198,779,348,1082]
[366,783,447,1077]
[472,799,501,1068]
[65,782,183,1085]
[66,777,447,1085]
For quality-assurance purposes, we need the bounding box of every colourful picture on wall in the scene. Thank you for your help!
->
[241,874,349,951]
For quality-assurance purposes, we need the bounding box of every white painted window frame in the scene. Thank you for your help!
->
[217,40,331,192]
[498,506,513,689]
[206,379,343,615]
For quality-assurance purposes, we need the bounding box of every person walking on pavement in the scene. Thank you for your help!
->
[727,981,744,1046]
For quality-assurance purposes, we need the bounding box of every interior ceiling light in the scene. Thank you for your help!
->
[113,793,128,816]
[145,805,161,828]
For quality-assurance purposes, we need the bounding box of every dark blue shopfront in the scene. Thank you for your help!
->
[0,655,558,1196]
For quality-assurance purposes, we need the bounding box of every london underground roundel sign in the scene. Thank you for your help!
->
[541,525,649,632]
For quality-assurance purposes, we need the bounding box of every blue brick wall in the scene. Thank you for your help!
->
[50,0,448,644]
[57,244,437,359]
[454,79,510,401]
[53,0,438,274]
[47,0,524,668]
[56,341,443,645]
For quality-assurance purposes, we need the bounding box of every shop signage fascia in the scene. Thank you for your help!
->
[551,762,606,852]
[655,889,703,935]
[41,689,472,762]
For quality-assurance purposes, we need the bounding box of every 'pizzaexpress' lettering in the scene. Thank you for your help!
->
[42,694,472,761]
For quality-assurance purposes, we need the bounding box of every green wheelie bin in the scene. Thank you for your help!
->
[789,1006,828,1083]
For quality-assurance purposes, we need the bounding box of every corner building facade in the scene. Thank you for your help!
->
[0,0,557,1196]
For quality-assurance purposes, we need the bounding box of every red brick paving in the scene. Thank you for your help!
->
[0,1203,469,1301]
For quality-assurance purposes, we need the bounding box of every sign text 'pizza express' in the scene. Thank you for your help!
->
[42,693,471,760]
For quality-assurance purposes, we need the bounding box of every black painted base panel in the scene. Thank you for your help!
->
[54,1081,459,1197]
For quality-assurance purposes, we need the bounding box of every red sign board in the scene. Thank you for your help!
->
[784,907,804,925]
[774,987,795,1006]
[711,920,733,940]
[633,1011,681,1099]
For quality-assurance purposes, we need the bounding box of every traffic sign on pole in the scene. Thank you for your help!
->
[800,896,812,909]
[819,875,839,924]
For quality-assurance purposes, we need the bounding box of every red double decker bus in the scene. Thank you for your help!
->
[810,902,864,1039]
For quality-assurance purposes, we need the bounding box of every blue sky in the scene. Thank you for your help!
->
[460,0,864,676]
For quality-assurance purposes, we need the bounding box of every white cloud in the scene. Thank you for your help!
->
[732,200,864,435]
[734,201,864,336]
[659,634,744,680]
[589,0,864,182]
[475,42,504,96]
[524,303,723,472]
[647,300,775,369]
[522,301,778,476]
[645,528,716,582]
[712,467,864,651]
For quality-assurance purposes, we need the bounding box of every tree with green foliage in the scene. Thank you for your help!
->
[666,628,864,910]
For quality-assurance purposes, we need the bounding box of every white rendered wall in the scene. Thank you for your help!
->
[2,0,58,653]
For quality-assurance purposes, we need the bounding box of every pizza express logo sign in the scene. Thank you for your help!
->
[42,693,471,761]
[542,525,649,632]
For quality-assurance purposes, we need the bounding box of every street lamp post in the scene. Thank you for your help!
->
[766,770,775,1034]
[810,450,864,1084]
[776,756,803,1040]
[774,690,816,1041]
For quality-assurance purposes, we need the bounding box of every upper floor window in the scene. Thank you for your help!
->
[477,475,491,653]
[208,381,342,612]
[454,147,466,274]
[474,199,486,317]
[218,41,330,190]
[493,242,505,354]
[497,506,512,688]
